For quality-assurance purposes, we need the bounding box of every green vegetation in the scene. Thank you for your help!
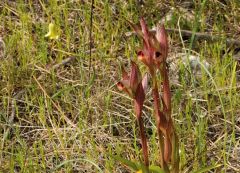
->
[0,1,239,172]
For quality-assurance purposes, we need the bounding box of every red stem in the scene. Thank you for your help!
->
[134,100,149,169]
[160,62,171,117]
[138,116,149,168]
[152,74,169,172]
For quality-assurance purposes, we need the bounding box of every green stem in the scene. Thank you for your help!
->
[171,132,180,173]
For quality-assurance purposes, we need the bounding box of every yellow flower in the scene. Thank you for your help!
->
[45,23,59,39]
[136,170,142,173]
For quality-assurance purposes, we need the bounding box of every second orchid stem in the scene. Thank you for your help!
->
[152,73,170,173]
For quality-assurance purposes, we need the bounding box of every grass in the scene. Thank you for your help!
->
[0,0,239,172]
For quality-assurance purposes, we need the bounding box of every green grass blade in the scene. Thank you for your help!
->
[192,164,222,173]
[52,158,103,172]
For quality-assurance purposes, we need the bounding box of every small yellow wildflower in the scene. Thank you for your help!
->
[45,23,59,39]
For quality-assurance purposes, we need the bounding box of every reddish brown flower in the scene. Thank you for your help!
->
[156,24,168,61]
[117,61,147,99]
[130,18,169,71]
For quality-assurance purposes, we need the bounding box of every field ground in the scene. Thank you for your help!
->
[0,0,239,172]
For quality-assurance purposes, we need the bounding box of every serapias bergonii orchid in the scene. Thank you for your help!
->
[117,61,149,168]
[129,18,179,172]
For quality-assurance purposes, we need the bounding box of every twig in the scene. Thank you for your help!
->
[37,48,95,81]
[37,56,76,80]
[0,37,6,58]
[126,28,240,46]
[89,0,94,77]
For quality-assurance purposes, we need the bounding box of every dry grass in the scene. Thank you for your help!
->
[0,0,239,172]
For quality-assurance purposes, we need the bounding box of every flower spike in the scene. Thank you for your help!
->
[117,61,149,167]
[117,18,179,172]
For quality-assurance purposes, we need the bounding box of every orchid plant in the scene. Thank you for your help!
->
[116,18,179,173]
[117,61,149,168]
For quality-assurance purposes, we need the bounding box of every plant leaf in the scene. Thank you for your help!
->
[112,155,139,171]
[130,61,142,93]
[149,165,165,173]
[139,162,148,173]
[142,73,149,94]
